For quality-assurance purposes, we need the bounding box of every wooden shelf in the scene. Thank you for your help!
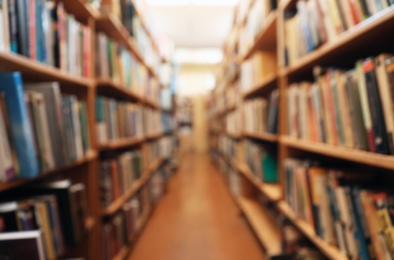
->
[95,15,157,79]
[281,136,394,170]
[96,79,144,103]
[243,74,278,98]
[240,11,278,62]
[101,157,165,216]
[146,132,165,140]
[243,132,278,143]
[226,132,243,139]
[99,137,145,151]
[237,163,282,201]
[60,0,98,22]
[277,201,347,260]
[237,197,281,255]
[0,52,93,87]
[284,6,394,76]
[113,245,130,260]
[0,150,97,193]
[144,98,161,110]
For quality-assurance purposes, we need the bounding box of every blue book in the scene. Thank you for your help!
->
[0,72,39,178]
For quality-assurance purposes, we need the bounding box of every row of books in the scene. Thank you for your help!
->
[100,149,143,208]
[218,156,243,197]
[96,96,144,144]
[243,90,279,134]
[284,0,394,66]
[102,194,144,260]
[287,54,394,154]
[277,218,325,259]
[238,0,277,56]
[226,110,243,135]
[218,135,238,159]
[0,1,91,77]
[284,158,394,259]
[0,72,90,182]
[244,140,278,183]
[241,52,277,92]
[0,179,87,259]
[144,108,174,136]
[145,136,174,164]
[95,32,148,95]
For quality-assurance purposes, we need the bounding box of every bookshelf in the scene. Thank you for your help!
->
[209,0,394,259]
[0,0,178,259]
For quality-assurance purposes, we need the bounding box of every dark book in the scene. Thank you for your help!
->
[25,179,82,247]
[15,0,29,57]
[7,0,18,53]
[0,202,19,232]
[0,230,46,260]
[363,59,389,154]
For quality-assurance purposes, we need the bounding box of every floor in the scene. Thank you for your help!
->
[129,153,265,260]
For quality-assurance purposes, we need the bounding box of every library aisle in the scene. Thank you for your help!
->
[129,153,264,260]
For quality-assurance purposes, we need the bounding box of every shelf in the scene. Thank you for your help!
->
[95,15,157,79]
[226,132,243,139]
[0,150,97,193]
[0,52,93,87]
[113,245,130,260]
[237,197,281,255]
[101,157,165,216]
[146,132,165,140]
[99,137,145,151]
[237,163,282,201]
[240,11,278,61]
[277,201,347,260]
[243,74,278,98]
[281,136,394,170]
[85,216,96,232]
[284,6,394,76]
[243,132,278,143]
[144,98,161,110]
[96,79,144,103]
[60,0,98,22]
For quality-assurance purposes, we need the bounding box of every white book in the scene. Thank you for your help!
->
[71,98,83,159]
[0,0,10,52]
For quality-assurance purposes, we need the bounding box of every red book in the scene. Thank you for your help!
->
[29,0,36,60]
[82,26,91,77]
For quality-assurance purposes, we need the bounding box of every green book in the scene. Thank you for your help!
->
[261,153,278,183]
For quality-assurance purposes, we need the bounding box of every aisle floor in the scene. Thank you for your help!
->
[129,153,265,260]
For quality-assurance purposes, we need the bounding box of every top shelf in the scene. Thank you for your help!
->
[284,6,394,77]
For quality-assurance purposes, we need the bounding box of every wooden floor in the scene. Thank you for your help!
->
[129,153,265,260]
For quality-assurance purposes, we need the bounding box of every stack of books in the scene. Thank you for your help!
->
[245,140,278,183]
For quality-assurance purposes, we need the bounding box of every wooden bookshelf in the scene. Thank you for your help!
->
[98,137,145,151]
[243,132,278,143]
[243,74,278,98]
[96,79,144,103]
[281,136,394,170]
[241,11,278,61]
[0,150,97,193]
[113,245,130,260]
[284,6,394,76]
[238,197,281,255]
[0,52,93,87]
[237,163,282,201]
[277,201,347,260]
[101,157,165,216]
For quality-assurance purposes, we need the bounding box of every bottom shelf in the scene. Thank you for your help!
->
[277,201,347,260]
[237,197,282,256]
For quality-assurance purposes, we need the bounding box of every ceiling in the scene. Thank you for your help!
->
[147,1,237,48]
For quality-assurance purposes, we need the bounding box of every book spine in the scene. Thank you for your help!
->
[363,59,389,154]
[28,0,36,60]
[7,0,17,53]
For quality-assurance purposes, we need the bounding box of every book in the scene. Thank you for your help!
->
[24,82,68,167]
[0,230,46,260]
[0,95,15,182]
[0,72,39,178]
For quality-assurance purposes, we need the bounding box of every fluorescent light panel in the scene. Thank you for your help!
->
[174,48,223,64]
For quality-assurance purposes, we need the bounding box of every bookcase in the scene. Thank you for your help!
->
[0,0,178,259]
[209,0,394,259]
